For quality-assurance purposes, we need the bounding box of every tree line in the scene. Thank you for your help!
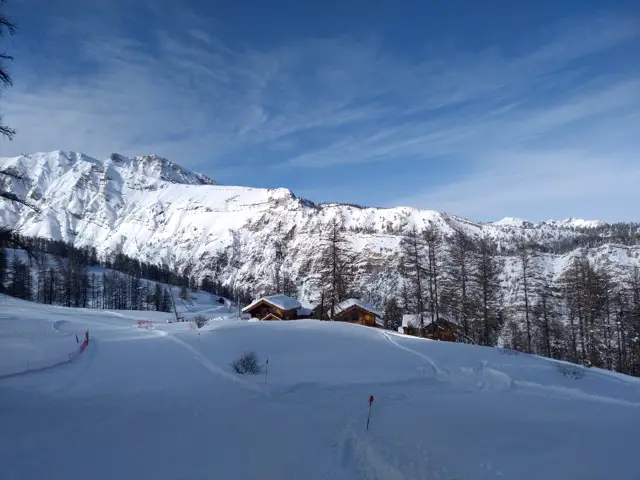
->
[349,217,640,256]
[303,219,640,377]
[0,231,247,313]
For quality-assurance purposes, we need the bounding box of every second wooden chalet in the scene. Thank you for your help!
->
[242,294,313,321]
[399,314,459,342]
[333,299,383,328]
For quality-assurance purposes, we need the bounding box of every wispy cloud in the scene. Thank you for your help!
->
[284,76,640,168]
[1,1,639,220]
[395,149,640,222]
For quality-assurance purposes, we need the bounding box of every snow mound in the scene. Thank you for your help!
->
[451,360,515,392]
[1,300,640,479]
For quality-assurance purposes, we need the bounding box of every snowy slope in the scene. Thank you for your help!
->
[1,298,639,479]
[1,150,639,308]
[0,290,234,378]
[1,246,233,318]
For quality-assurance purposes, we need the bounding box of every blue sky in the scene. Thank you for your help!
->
[1,0,639,221]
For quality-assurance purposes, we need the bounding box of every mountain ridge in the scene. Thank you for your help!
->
[2,149,611,227]
[1,150,639,309]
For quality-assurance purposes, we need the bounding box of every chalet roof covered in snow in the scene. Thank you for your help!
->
[242,294,302,313]
[335,299,382,319]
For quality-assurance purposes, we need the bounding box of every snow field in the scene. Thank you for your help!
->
[1,297,639,479]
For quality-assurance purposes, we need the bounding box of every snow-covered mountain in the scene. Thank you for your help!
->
[1,150,639,306]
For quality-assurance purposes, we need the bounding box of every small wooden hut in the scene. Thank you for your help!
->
[333,299,383,328]
[241,294,313,321]
[399,314,459,342]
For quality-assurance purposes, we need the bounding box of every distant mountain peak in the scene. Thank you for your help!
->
[492,217,533,228]
[556,217,605,228]
[106,152,216,186]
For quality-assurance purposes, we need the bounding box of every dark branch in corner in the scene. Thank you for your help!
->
[0,0,16,139]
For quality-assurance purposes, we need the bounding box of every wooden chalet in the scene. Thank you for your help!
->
[399,314,459,342]
[242,294,313,321]
[333,299,383,328]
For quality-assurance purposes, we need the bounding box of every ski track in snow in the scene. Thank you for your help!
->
[157,330,263,393]
[515,381,640,408]
[0,352,81,380]
[51,320,70,334]
[340,429,409,480]
[338,420,460,480]
[379,330,447,380]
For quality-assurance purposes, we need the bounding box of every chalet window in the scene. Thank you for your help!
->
[351,310,359,321]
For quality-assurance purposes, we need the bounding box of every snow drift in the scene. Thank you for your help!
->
[1,297,639,479]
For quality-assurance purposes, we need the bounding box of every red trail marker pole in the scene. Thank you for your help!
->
[366,395,375,431]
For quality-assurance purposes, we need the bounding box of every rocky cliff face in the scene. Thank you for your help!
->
[2,150,639,308]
